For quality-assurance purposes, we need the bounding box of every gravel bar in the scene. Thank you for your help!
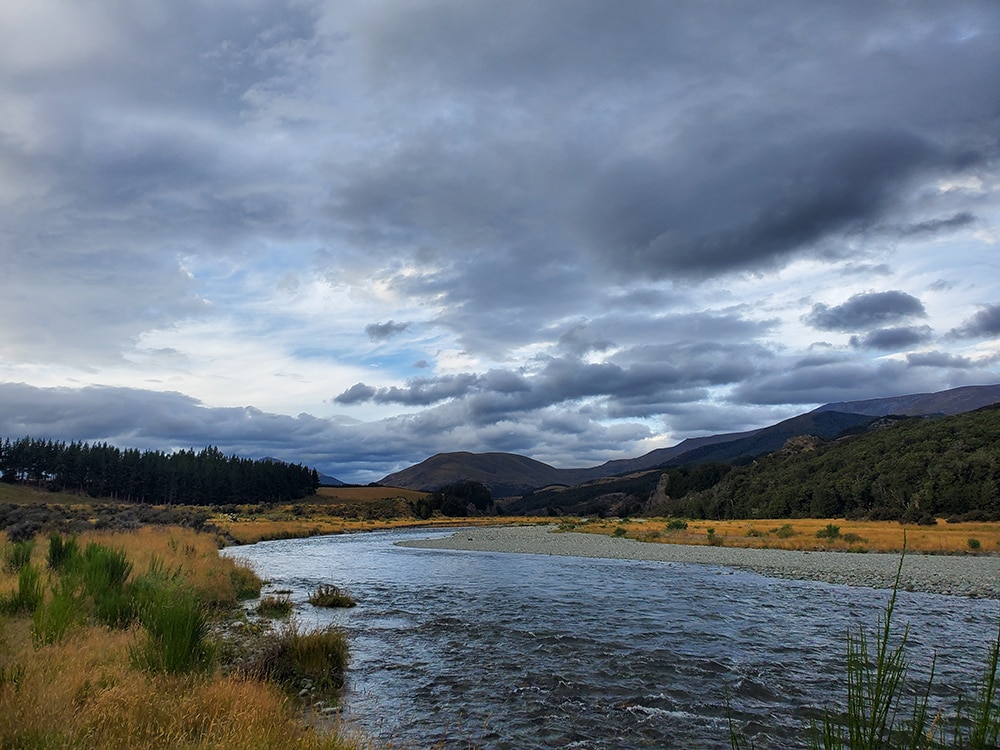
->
[398,525,1000,600]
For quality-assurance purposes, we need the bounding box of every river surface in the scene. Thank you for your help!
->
[225,529,1000,749]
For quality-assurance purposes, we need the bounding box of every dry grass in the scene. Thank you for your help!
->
[214,513,550,545]
[573,517,1000,554]
[0,527,365,750]
[314,486,430,503]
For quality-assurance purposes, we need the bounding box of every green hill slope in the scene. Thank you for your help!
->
[655,405,1000,522]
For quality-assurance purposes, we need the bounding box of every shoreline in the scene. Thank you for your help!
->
[398,525,1000,600]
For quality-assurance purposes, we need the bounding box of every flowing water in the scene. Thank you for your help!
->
[225,529,1000,749]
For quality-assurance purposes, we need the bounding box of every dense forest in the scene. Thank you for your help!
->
[652,405,1000,522]
[0,437,319,505]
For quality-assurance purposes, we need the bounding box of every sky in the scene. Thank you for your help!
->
[1,1,998,484]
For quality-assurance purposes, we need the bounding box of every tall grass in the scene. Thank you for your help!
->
[3,539,34,572]
[731,550,1000,749]
[131,586,214,674]
[811,554,1000,749]
[0,527,362,750]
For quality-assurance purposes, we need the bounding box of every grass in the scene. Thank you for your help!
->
[244,623,351,696]
[571,516,1000,554]
[257,594,295,618]
[0,526,364,750]
[730,549,1000,750]
[308,584,357,609]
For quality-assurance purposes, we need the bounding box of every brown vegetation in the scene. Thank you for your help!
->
[0,526,364,750]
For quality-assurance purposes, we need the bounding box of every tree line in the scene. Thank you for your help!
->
[652,405,1000,522]
[0,437,319,505]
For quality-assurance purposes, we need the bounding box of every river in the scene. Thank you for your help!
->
[224,529,1000,749]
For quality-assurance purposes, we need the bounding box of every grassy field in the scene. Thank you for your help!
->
[0,525,366,750]
[568,516,1000,554]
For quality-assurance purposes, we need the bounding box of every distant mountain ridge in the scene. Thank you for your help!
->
[378,384,1000,495]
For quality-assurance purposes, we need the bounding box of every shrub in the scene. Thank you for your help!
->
[1,564,44,614]
[666,518,689,531]
[46,532,79,571]
[775,524,796,539]
[816,523,841,541]
[245,623,350,694]
[840,532,867,544]
[308,584,357,609]
[132,587,214,674]
[612,526,628,538]
[4,539,35,572]
[32,577,85,646]
[227,558,263,600]
[968,537,982,550]
[256,595,294,618]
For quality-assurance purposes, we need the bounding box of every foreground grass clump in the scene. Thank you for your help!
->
[257,594,295,618]
[730,551,1000,750]
[244,623,351,695]
[0,526,362,750]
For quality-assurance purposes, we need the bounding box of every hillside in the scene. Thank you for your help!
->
[378,384,1000,498]
[811,383,1000,418]
[654,404,1000,522]
[379,452,605,497]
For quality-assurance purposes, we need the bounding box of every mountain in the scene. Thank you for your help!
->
[317,472,345,487]
[263,456,344,486]
[812,384,1000,418]
[380,452,603,497]
[378,384,1000,496]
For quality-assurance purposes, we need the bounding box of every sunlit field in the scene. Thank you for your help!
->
[568,516,1000,554]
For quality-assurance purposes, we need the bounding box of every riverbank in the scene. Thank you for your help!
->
[398,525,1000,599]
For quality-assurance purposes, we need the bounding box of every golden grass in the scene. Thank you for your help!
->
[572,517,1000,554]
[0,527,365,750]
[315,486,430,503]
[213,513,550,545]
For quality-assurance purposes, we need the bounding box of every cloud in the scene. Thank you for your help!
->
[0,1,998,481]
[849,325,934,351]
[365,321,411,341]
[804,291,927,332]
[948,304,1000,339]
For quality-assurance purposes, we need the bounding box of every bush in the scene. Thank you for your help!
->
[666,518,689,531]
[968,537,982,550]
[245,623,350,694]
[228,558,263,600]
[32,577,85,646]
[256,595,293,618]
[46,532,79,571]
[308,584,357,609]
[0,564,44,614]
[4,539,35,572]
[132,587,214,674]
[816,523,841,541]
[775,524,796,539]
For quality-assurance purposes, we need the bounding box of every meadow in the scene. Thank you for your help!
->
[0,525,365,750]
[567,516,1000,555]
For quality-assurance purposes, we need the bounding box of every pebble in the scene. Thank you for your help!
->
[398,525,1000,600]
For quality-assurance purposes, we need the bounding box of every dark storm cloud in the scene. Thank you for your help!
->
[899,212,977,237]
[849,326,934,351]
[906,351,974,369]
[948,304,1000,339]
[334,341,769,422]
[365,321,411,341]
[804,291,927,332]
[334,0,999,292]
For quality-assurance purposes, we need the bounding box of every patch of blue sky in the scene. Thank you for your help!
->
[291,346,430,373]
